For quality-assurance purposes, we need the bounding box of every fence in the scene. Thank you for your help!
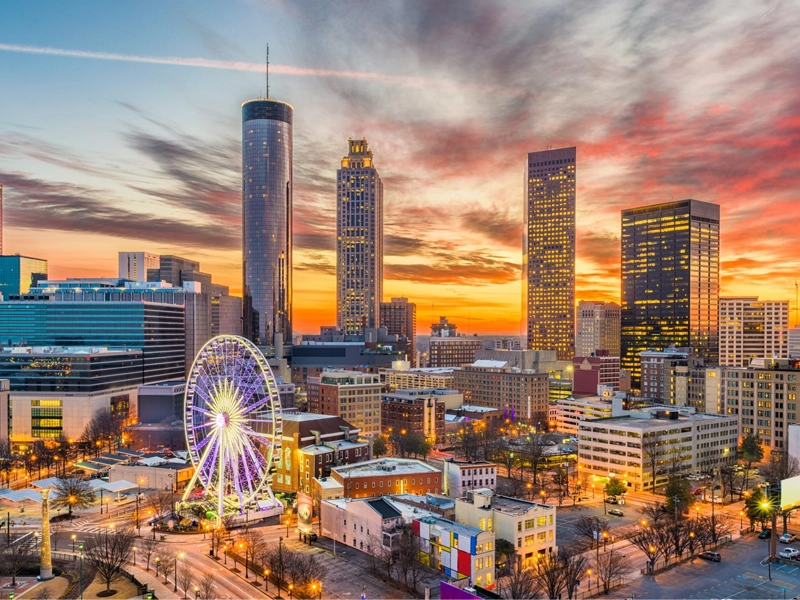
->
[50,551,156,598]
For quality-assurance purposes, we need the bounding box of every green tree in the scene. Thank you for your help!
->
[604,477,627,499]
[739,433,764,492]
[745,487,777,529]
[372,436,388,458]
[495,538,517,575]
[50,477,96,518]
[664,478,694,518]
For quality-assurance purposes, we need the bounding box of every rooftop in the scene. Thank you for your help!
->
[416,515,484,538]
[367,497,402,520]
[332,458,440,478]
[471,360,508,368]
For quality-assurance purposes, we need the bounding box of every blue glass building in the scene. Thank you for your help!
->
[0,255,47,299]
[242,99,293,356]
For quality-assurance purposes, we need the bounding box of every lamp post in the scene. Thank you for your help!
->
[586,568,592,592]
[132,546,137,565]
[277,536,284,599]
[155,556,160,578]
[174,552,183,592]
[264,569,270,592]
[239,542,249,578]
[79,544,84,600]
[289,583,294,600]
[223,544,228,565]
[740,511,744,530]
[72,534,77,552]
[285,508,292,536]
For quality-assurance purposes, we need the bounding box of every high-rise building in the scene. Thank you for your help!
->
[242,98,293,356]
[428,338,483,368]
[621,200,720,385]
[0,185,4,255]
[380,297,416,367]
[337,138,384,336]
[119,252,160,282]
[719,297,789,367]
[0,255,48,299]
[576,301,621,358]
[210,284,243,338]
[524,147,576,360]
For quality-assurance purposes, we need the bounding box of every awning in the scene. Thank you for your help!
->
[75,461,107,472]
[0,489,44,503]
[31,477,63,489]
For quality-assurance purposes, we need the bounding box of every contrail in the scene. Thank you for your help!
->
[0,42,425,87]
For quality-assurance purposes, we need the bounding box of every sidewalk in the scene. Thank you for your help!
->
[125,563,176,599]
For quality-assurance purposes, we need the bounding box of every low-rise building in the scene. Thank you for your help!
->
[551,395,617,435]
[415,515,495,588]
[429,337,484,368]
[572,351,621,395]
[442,459,497,498]
[381,389,447,445]
[577,408,738,491]
[455,489,556,567]
[330,457,442,498]
[380,364,457,391]
[109,458,194,492]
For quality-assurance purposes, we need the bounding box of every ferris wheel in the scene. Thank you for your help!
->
[181,335,282,520]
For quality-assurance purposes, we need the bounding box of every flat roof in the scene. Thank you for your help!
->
[333,458,440,477]
[417,515,483,537]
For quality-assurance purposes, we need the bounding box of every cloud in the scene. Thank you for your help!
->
[386,251,520,286]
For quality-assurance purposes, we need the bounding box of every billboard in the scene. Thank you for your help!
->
[297,492,313,532]
[781,474,800,511]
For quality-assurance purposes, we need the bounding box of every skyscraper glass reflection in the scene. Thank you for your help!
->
[242,99,293,356]
[620,199,720,385]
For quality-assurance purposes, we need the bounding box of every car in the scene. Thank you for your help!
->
[781,533,797,543]
[74,469,86,475]
[309,532,318,541]
[698,551,721,562]
[604,498,618,504]
[114,493,129,502]
[608,509,624,517]
[779,548,800,559]
[759,528,772,539]
[693,488,704,495]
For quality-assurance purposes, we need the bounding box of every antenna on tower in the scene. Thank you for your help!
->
[795,280,798,327]
[266,43,270,99]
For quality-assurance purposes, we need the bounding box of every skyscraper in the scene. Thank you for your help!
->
[576,301,621,357]
[524,147,576,360]
[242,98,293,356]
[337,138,383,336]
[380,297,417,367]
[118,251,160,282]
[0,184,3,255]
[719,297,788,367]
[621,199,720,385]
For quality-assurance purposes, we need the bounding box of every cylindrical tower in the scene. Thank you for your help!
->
[242,99,293,356]
[40,487,54,580]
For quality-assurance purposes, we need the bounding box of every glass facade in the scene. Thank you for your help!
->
[524,147,576,360]
[337,138,383,335]
[0,301,185,382]
[242,99,293,356]
[0,255,48,299]
[620,199,720,385]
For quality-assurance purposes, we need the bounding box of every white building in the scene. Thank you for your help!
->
[118,251,160,282]
[552,395,618,435]
[576,301,621,358]
[719,297,789,367]
[442,459,497,498]
[455,489,556,567]
[789,328,800,358]
[577,408,738,491]
[381,366,457,392]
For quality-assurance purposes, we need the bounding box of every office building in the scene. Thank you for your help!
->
[490,338,523,351]
[453,361,549,424]
[380,297,416,367]
[242,98,293,356]
[455,489,556,567]
[137,381,185,424]
[577,408,737,491]
[0,379,8,440]
[640,349,698,403]
[572,351,621,395]
[0,255,47,299]
[431,316,458,337]
[210,284,243,337]
[428,338,483,368]
[719,297,789,367]
[621,200,720,385]
[576,301,621,358]
[552,395,617,435]
[415,516,495,588]
[147,255,203,286]
[442,459,497,498]
[524,147,576,360]
[0,346,144,443]
[0,185,4,254]
[724,357,800,452]
[790,328,800,358]
[381,363,457,392]
[381,389,447,444]
[0,295,185,382]
[307,370,382,437]
[118,252,160,282]
[337,138,384,336]
[330,457,442,498]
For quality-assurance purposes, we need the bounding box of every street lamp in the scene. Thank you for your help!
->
[155,556,160,578]
[289,583,294,600]
[223,544,228,565]
[71,534,77,552]
[133,546,137,565]
[264,569,270,592]
[79,544,84,600]
[740,511,744,530]
[277,536,284,600]
[586,568,592,591]
[239,542,249,578]
[175,552,183,592]
[285,508,292,536]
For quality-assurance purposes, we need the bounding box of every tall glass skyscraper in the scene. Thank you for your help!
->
[0,255,48,299]
[524,147,576,360]
[620,199,720,385]
[336,138,383,335]
[242,99,293,356]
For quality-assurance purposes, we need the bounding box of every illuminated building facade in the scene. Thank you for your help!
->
[242,99,293,356]
[0,255,47,299]
[524,147,576,360]
[380,297,416,367]
[719,297,788,367]
[576,301,621,358]
[307,370,382,437]
[621,200,720,386]
[337,138,384,336]
[0,184,3,254]
[118,251,159,283]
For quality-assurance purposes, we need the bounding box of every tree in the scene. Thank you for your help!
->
[664,478,694,517]
[51,523,65,551]
[719,466,743,503]
[495,538,516,576]
[145,490,175,522]
[500,556,537,600]
[641,501,668,526]
[604,477,626,499]
[237,528,266,575]
[50,477,96,518]
[140,538,158,572]
[178,558,195,599]
[530,553,564,599]
[1,532,36,586]
[393,527,423,593]
[594,551,631,593]
[763,450,800,485]
[739,433,764,492]
[155,547,175,583]
[574,516,608,549]
[495,443,519,479]
[629,526,665,571]
[197,573,216,600]
[522,433,547,489]
[372,436,388,458]
[559,551,588,600]
[0,437,15,486]
[551,467,569,506]
[745,487,776,529]
[82,528,135,592]
[455,424,481,462]
[641,432,665,492]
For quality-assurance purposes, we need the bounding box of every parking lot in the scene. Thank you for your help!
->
[555,498,643,551]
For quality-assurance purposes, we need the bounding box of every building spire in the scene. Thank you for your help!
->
[266,43,270,99]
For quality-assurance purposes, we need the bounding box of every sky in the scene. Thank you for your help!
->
[1,0,799,335]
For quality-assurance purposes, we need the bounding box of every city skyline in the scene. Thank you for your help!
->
[1,2,800,334]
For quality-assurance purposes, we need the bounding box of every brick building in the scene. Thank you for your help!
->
[428,337,484,368]
[381,389,447,445]
[330,458,442,498]
[307,370,382,437]
[572,351,621,395]
[380,297,417,367]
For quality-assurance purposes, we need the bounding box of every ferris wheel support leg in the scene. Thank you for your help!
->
[218,433,225,527]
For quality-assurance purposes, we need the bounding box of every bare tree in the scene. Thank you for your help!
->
[499,557,537,600]
[0,437,15,486]
[574,516,608,549]
[1,533,36,586]
[594,551,631,593]
[145,490,175,522]
[178,559,195,599]
[394,528,423,593]
[237,528,266,573]
[155,547,176,584]
[51,522,65,551]
[82,528,135,592]
[495,443,519,479]
[522,433,547,489]
[551,467,570,507]
[641,501,668,525]
[559,551,588,600]
[629,526,664,571]
[641,432,665,493]
[530,553,564,599]
[197,573,217,600]
[139,538,158,571]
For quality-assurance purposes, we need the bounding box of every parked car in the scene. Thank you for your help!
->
[114,493,129,502]
[604,498,618,504]
[779,547,800,559]
[759,528,772,539]
[698,551,721,562]
[781,533,797,544]
[608,509,624,517]
[692,489,704,495]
